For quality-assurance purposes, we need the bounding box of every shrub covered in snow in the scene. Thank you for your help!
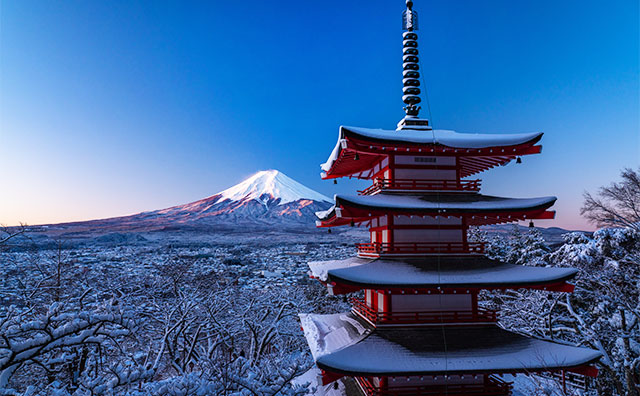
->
[0,238,352,395]
[549,228,640,395]
[473,225,640,395]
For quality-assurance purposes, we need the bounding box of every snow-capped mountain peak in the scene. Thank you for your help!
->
[56,169,334,230]
[215,170,332,205]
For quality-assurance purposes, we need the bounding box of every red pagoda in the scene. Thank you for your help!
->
[299,2,601,395]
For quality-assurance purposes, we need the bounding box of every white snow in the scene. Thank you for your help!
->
[291,367,320,388]
[215,169,332,205]
[309,258,366,282]
[315,205,336,220]
[317,194,556,220]
[308,257,578,287]
[348,126,543,147]
[307,317,602,375]
[321,126,543,172]
[293,368,350,396]
[298,312,371,361]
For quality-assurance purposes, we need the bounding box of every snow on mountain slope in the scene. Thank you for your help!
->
[43,170,333,233]
[214,170,331,205]
[152,169,332,221]
[65,170,334,231]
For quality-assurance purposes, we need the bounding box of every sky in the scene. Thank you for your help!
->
[1,0,638,231]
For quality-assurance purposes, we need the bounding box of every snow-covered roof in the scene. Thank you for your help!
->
[299,312,371,361]
[316,194,556,221]
[302,312,601,377]
[293,369,361,396]
[321,126,543,172]
[309,256,578,288]
[346,126,543,147]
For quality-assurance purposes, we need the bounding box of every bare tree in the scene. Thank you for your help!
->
[0,224,27,247]
[582,168,640,231]
[0,301,140,390]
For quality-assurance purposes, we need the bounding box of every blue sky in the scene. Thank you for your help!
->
[1,0,638,230]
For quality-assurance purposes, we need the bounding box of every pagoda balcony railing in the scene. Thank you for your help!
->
[351,297,497,325]
[356,376,512,396]
[358,179,481,195]
[356,242,485,257]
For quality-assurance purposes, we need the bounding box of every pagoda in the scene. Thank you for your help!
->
[299,2,601,395]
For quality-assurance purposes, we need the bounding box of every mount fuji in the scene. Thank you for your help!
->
[48,170,334,233]
[142,169,333,225]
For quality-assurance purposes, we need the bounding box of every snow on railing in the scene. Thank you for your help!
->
[350,297,497,325]
[355,242,485,257]
[358,179,481,195]
[356,375,513,395]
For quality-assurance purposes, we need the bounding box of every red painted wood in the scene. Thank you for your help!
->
[317,206,556,228]
[321,369,345,385]
[567,365,599,378]
[351,297,498,325]
[319,281,577,296]
[368,224,466,231]
[322,134,543,180]
[355,241,485,256]
[358,179,481,195]
[355,375,513,396]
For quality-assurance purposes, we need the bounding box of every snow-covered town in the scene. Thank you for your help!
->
[0,236,357,296]
[1,223,639,395]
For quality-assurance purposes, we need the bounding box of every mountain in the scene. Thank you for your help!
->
[142,170,333,225]
[46,170,334,234]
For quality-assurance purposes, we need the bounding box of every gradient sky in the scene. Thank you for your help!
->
[1,0,638,230]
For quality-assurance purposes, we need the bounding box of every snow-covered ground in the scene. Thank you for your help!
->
[2,225,634,395]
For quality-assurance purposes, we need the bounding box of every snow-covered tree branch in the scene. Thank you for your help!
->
[473,224,640,395]
[582,167,640,231]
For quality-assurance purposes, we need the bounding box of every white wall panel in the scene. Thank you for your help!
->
[394,168,456,180]
[392,294,472,312]
[394,156,456,166]
[393,229,463,243]
[393,215,462,226]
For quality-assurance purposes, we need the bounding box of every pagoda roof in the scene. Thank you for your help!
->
[321,126,543,179]
[309,256,577,293]
[300,312,601,378]
[294,369,362,396]
[316,193,556,227]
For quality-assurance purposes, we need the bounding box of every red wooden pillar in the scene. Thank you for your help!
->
[471,292,479,319]
[379,376,388,393]
[388,215,394,253]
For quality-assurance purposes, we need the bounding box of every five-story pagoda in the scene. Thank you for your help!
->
[299,2,601,395]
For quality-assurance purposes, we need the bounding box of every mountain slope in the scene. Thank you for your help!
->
[146,170,332,224]
[51,170,334,232]
[214,170,331,206]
